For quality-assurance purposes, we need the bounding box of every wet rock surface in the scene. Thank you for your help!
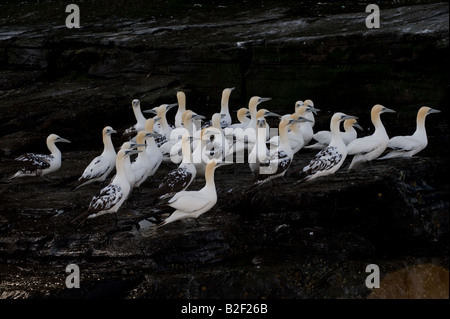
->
[0,1,448,299]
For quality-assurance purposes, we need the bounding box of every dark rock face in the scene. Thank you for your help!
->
[0,1,448,299]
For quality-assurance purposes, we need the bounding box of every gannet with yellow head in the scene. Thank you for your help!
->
[122,99,147,141]
[379,106,441,160]
[306,118,362,150]
[346,104,396,169]
[9,134,71,180]
[156,159,221,228]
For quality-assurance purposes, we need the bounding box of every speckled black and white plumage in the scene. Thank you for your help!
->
[15,153,53,174]
[150,166,195,200]
[302,146,343,179]
[88,184,123,214]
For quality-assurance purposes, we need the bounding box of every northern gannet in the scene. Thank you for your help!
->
[295,103,316,145]
[346,104,396,170]
[219,87,235,128]
[306,118,362,150]
[246,117,300,190]
[229,107,250,129]
[9,134,71,180]
[302,99,320,127]
[72,126,117,190]
[249,117,270,176]
[156,159,221,228]
[378,106,441,160]
[297,112,358,182]
[117,141,142,189]
[174,91,187,128]
[122,99,146,141]
[72,148,141,223]
[268,113,311,154]
[233,96,272,154]
[144,117,163,175]
[143,103,177,147]
[131,130,159,188]
[148,133,197,200]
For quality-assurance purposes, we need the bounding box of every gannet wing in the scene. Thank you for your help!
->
[387,136,420,152]
[79,155,112,182]
[347,136,380,155]
[88,184,123,213]
[167,193,211,213]
[15,153,52,170]
[303,146,342,175]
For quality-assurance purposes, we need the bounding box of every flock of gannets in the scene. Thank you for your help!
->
[7,88,441,228]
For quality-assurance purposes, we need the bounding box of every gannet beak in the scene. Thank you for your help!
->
[57,137,71,143]
[110,129,118,134]
[310,107,321,115]
[428,108,441,114]
[167,103,178,111]
[229,87,235,91]
[341,114,358,121]
[245,111,251,116]
[258,97,272,104]
[382,107,396,113]
[290,117,312,124]
[143,109,157,114]
[154,117,161,122]
[129,143,146,149]
[145,132,160,138]
[125,149,142,156]
[353,123,363,131]
[265,111,280,117]
[192,114,206,120]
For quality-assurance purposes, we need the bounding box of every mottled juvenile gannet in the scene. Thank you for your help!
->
[297,113,358,182]
[72,148,141,223]
[246,117,301,191]
[73,126,117,190]
[156,159,220,228]
[346,104,396,170]
[379,106,441,160]
[122,99,146,141]
[306,118,362,150]
[9,134,71,180]
[149,133,197,200]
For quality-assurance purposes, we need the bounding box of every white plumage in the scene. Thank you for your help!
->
[378,106,441,160]
[346,104,396,170]
[73,126,117,190]
[306,118,362,150]
[157,159,220,228]
[122,99,146,141]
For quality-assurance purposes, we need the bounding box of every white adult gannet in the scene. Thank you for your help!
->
[9,134,71,180]
[72,148,141,223]
[233,96,272,154]
[297,113,358,182]
[295,103,315,145]
[149,133,197,200]
[268,113,311,155]
[131,130,158,188]
[346,104,396,170]
[302,99,320,127]
[229,107,250,129]
[378,106,441,160]
[306,118,362,150]
[117,141,142,189]
[174,91,187,128]
[246,117,300,191]
[219,87,235,128]
[143,103,177,147]
[249,118,270,176]
[156,159,221,228]
[144,117,163,175]
[122,99,146,141]
[72,126,117,190]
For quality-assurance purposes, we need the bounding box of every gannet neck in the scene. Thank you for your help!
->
[330,113,344,145]
[343,119,354,132]
[371,105,387,136]
[46,135,61,156]
[220,88,233,113]
[415,106,429,136]
[279,119,290,148]
[212,113,222,130]
[102,128,115,152]
[132,99,146,124]
[115,150,127,177]
[145,118,155,133]
[237,108,250,124]
[181,134,192,164]
[176,91,187,112]
[136,131,146,151]
[204,160,217,189]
